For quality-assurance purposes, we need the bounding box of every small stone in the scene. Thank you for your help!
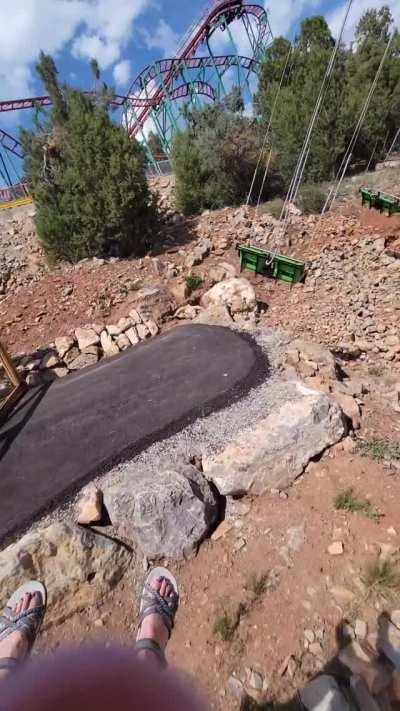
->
[309,642,324,658]
[390,610,400,629]
[129,309,142,325]
[55,336,75,359]
[75,327,100,351]
[211,521,233,542]
[233,537,246,552]
[39,351,61,370]
[94,618,104,628]
[227,675,243,698]
[106,324,120,337]
[328,541,344,556]
[116,334,130,350]
[145,320,159,337]
[304,629,315,644]
[137,323,150,340]
[100,331,119,357]
[355,619,368,640]
[125,327,139,346]
[76,486,103,525]
[248,669,264,691]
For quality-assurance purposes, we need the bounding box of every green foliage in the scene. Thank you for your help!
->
[296,184,327,214]
[21,52,157,263]
[260,197,285,219]
[356,438,400,461]
[173,90,271,215]
[255,7,400,186]
[334,488,382,522]
[364,559,400,593]
[185,275,203,294]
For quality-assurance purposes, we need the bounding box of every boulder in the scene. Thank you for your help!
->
[201,277,256,320]
[130,285,176,322]
[104,464,219,560]
[194,304,233,327]
[290,339,338,378]
[330,391,361,429]
[75,327,100,351]
[100,331,120,357]
[116,334,131,350]
[0,523,132,625]
[126,327,139,345]
[63,347,80,367]
[55,336,75,359]
[208,261,237,285]
[175,305,204,320]
[68,352,99,370]
[203,382,346,496]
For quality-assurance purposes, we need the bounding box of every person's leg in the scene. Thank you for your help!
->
[0,592,42,681]
[135,573,178,668]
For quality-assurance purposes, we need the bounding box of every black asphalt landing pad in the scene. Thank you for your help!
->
[0,324,267,544]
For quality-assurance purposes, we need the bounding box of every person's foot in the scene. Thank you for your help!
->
[0,592,42,662]
[136,577,172,653]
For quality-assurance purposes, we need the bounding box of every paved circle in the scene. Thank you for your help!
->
[0,324,268,544]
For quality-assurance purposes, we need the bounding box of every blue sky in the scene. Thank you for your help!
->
[0,0,398,155]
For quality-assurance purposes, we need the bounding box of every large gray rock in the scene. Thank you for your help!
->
[104,464,219,560]
[0,523,132,625]
[130,285,176,322]
[201,277,256,320]
[203,382,346,495]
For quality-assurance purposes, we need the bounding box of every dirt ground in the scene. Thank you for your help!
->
[2,194,400,707]
[35,448,400,708]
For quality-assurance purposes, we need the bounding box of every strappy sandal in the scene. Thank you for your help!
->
[0,581,47,674]
[135,567,179,668]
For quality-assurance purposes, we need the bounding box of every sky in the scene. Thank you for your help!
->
[0,0,399,168]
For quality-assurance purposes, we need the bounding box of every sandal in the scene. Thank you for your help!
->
[135,567,179,668]
[0,581,47,673]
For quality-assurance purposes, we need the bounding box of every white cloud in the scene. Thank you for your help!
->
[141,19,180,57]
[113,59,131,87]
[0,0,150,100]
[266,0,323,38]
[326,0,400,44]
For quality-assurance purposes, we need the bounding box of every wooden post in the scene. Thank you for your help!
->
[0,341,26,419]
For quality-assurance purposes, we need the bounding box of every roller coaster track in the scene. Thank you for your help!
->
[0,0,271,188]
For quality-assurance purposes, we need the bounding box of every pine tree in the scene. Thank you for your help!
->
[20,52,158,263]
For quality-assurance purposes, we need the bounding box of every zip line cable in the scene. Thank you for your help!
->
[279,0,354,227]
[246,45,293,205]
[385,126,400,162]
[321,32,394,216]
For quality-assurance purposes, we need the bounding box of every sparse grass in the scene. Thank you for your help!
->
[364,559,400,594]
[185,274,203,294]
[356,438,400,462]
[334,488,382,522]
[240,698,274,711]
[213,602,247,642]
[247,572,269,599]
[213,610,239,642]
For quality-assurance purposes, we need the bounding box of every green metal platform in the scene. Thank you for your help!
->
[238,245,305,284]
[360,188,400,216]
